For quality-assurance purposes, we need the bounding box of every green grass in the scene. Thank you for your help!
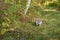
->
[1,6,60,40]
[0,0,60,40]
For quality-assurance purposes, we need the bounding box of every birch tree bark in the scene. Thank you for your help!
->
[24,0,31,15]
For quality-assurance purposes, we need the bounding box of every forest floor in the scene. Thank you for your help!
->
[0,1,60,40]
[0,7,60,40]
